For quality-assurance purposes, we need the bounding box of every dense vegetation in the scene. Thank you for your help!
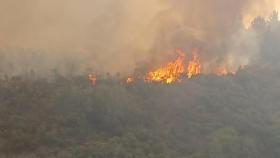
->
[0,11,280,158]
[0,67,280,158]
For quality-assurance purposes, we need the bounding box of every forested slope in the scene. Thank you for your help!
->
[1,68,280,158]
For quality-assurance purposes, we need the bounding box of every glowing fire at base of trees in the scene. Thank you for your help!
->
[144,51,186,84]
[89,50,243,85]
[143,50,202,84]
[126,76,134,84]
[88,74,97,85]
[187,53,201,79]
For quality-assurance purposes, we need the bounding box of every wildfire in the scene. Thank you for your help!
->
[88,74,97,85]
[144,52,185,84]
[187,53,201,79]
[88,50,243,85]
[144,50,202,84]
[126,76,134,84]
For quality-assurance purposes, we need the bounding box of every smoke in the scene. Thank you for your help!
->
[0,0,278,75]
[150,0,279,72]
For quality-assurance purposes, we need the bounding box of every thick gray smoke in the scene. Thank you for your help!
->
[0,0,278,76]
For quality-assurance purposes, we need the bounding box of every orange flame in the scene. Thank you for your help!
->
[88,74,97,85]
[87,50,242,85]
[145,52,185,84]
[126,76,134,84]
[144,50,202,84]
[187,53,201,79]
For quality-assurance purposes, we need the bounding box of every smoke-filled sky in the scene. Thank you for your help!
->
[0,0,279,75]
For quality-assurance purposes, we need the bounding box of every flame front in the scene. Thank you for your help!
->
[145,52,185,84]
[88,74,97,85]
[187,53,201,79]
[144,51,201,84]
[88,50,242,85]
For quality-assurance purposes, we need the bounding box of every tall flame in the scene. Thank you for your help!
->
[144,50,201,84]
[187,53,201,79]
[144,52,185,84]
[87,50,243,85]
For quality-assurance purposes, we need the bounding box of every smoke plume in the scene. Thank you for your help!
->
[0,0,278,75]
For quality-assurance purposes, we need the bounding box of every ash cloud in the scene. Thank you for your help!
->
[0,0,278,76]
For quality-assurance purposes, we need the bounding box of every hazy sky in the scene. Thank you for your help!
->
[0,0,278,74]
